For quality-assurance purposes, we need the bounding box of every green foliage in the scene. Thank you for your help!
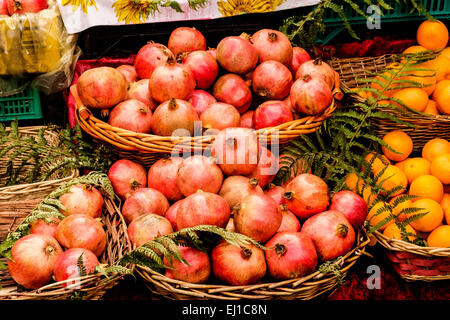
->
[146,0,208,16]
[317,257,346,285]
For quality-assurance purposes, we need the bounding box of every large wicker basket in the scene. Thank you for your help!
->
[134,230,370,300]
[329,54,450,153]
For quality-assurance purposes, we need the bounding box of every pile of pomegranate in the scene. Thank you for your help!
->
[7,184,108,289]
[75,27,338,137]
[0,0,48,16]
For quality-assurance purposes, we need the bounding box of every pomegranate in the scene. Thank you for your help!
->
[243,71,254,87]
[211,241,266,286]
[277,204,301,233]
[247,146,279,189]
[127,213,173,248]
[168,27,207,56]
[53,248,100,287]
[239,110,254,128]
[164,199,184,231]
[182,50,219,89]
[108,99,153,133]
[122,188,170,224]
[127,79,158,111]
[212,74,253,113]
[76,67,127,109]
[151,98,199,137]
[149,57,196,103]
[176,191,230,230]
[0,0,9,15]
[59,184,104,218]
[164,245,211,284]
[225,218,235,232]
[283,95,302,120]
[6,0,47,14]
[215,35,259,75]
[147,156,184,202]
[176,155,223,197]
[252,61,293,100]
[207,47,216,59]
[278,153,311,187]
[210,127,259,176]
[251,29,293,66]
[8,234,63,289]
[301,210,355,261]
[233,193,281,242]
[295,58,336,90]
[107,159,147,199]
[290,47,311,76]
[290,75,333,115]
[186,89,217,116]
[284,173,330,220]
[329,190,368,230]
[116,64,138,85]
[253,100,293,130]
[29,216,61,238]
[265,184,286,206]
[134,42,175,79]
[219,176,263,209]
[264,232,317,280]
[200,102,240,130]
[56,214,107,257]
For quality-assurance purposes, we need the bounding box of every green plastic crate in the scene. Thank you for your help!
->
[0,86,42,122]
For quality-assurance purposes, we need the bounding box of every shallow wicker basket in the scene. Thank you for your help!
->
[134,230,370,300]
[329,54,450,153]
[372,230,450,282]
[72,84,341,167]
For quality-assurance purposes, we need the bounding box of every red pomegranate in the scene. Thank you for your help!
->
[207,47,216,59]
[127,213,173,248]
[151,98,199,137]
[122,188,170,224]
[176,155,223,197]
[277,204,301,233]
[329,190,368,230]
[76,67,127,109]
[210,127,259,176]
[289,47,311,76]
[216,35,259,75]
[301,210,355,261]
[8,234,63,289]
[239,110,254,128]
[147,156,184,202]
[168,27,207,56]
[211,241,266,286]
[164,199,184,231]
[56,214,107,257]
[233,193,282,242]
[29,216,61,238]
[252,61,293,100]
[134,42,175,79]
[247,146,279,189]
[265,184,286,206]
[6,0,47,14]
[253,100,293,130]
[283,95,302,120]
[108,99,153,133]
[290,75,333,115]
[116,64,138,85]
[295,58,336,90]
[264,232,317,280]
[182,50,219,89]
[219,176,263,209]
[284,173,330,220]
[278,153,311,187]
[200,102,240,130]
[149,58,196,103]
[53,248,100,287]
[127,79,158,111]
[212,73,253,113]
[251,29,293,66]
[0,0,9,15]
[59,184,104,218]
[176,191,230,230]
[107,159,147,199]
[186,89,217,116]
[164,245,211,284]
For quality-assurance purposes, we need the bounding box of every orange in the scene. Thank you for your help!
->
[401,61,436,96]
[441,193,450,213]
[410,198,444,232]
[383,223,417,242]
[370,63,403,98]
[430,153,450,184]
[416,20,449,50]
[357,89,372,99]
[394,159,408,171]
[402,45,428,55]
[441,47,450,59]
[366,201,394,231]
[345,173,378,206]
[423,99,439,115]
[403,157,431,184]
[376,165,408,197]
[364,152,390,175]
[433,80,450,114]
[381,130,413,162]
[422,138,450,162]
[345,172,360,191]
[426,225,450,247]
[428,54,450,83]
[389,196,413,221]
[445,205,450,225]
[409,174,444,203]
[432,80,450,101]
[391,88,429,112]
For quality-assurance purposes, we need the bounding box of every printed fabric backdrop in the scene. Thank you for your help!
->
[56,0,320,34]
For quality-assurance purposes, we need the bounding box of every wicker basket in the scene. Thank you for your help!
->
[372,230,450,282]
[134,230,370,300]
[72,85,341,167]
[329,54,450,153]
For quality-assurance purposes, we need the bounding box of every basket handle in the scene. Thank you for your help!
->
[70,85,92,121]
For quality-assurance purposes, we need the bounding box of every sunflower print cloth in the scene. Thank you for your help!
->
[217,0,285,16]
